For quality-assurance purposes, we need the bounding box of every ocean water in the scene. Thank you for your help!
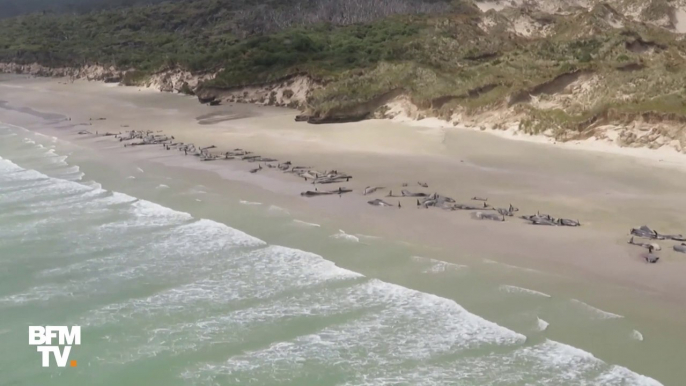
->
[0,123,665,385]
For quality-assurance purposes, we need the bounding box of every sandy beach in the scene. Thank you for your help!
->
[1,76,686,298]
[4,75,686,383]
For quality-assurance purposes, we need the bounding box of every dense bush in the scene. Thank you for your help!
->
[0,0,447,85]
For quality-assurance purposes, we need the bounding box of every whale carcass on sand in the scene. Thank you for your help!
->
[368,199,394,207]
[631,225,686,241]
[301,187,352,197]
[418,193,455,209]
[628,237,661,251]
[453,202,488,210]
[401,190,428,197]
[363,186,385,195]
[471,211,505,221]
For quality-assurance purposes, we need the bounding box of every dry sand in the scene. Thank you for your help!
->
[3,75,686,307]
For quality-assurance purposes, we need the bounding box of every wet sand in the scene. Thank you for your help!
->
[2,75,686,310]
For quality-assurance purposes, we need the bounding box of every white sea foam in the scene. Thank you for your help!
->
[183,279,525,380]
[632,330,644,341]
[293,219,321,227]
[188,186,207,195]
[183,295,661,385]
[9,204,264,304]
[500,285,552,298]
[239,200,262,205]
[571,299,624,320]
[80,245,358,328]
[330,230,359,243]
[537,317,550,331]
[411,256,467,273]
[483,258,544,274]
[126,175,136,179]
[82,181,102,190]
[268,205,290,215]
[127,200,192,226]
[136,167,144,173]
[156,184,169,189]
[0,285,75,305]
[355,233,381,240]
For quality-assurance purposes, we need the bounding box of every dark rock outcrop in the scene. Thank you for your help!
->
[198,95,216,104]
[307,113,370,124]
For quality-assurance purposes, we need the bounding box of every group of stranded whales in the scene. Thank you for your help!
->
[519,212,581,227]
[628,225,686,263]
[84,128,686,265]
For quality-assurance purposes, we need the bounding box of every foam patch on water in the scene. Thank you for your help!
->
[268,205,290,215]
[355,233,381,240]
[411,256,467,273]
[293,219,320,227]
[571,299,624,320]
[9,218,264,305]
[156,184,169,189]
[183,297,660,386]
[80,245,359,328]
[0,285,75,305]
[632,330,644,341]
[240,200,262,205]
[483,258,544,274]
[537,317,550,331]
[183,279,525,382]
[187,186,207,195]
[330,230,359,243]
[81,180,102,190]
[1,189,133,224]
[98,200,193,229]
[500,285,552,298]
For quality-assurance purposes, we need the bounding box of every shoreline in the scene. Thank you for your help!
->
[5,75,686,383]
[2,75,686,308]
[4,68,686,165]
[1,129,675,386]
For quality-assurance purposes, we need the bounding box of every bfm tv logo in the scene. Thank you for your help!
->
[29,326,81,368]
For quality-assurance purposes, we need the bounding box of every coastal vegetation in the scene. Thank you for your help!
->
[0,0,685,140]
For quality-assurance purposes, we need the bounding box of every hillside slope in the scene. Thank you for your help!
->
[1,0,686,150]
